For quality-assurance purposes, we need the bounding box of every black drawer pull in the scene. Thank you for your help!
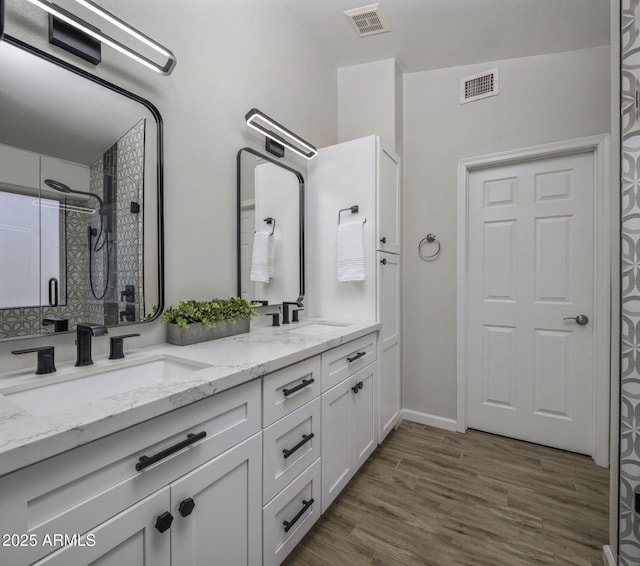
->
[282,378,315,397]
[135,431,207,472]
[283,498,315,533]
[347,351,366,363]
[283,433,314,459]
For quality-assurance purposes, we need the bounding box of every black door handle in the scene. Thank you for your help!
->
[380,236,387,244]
[283,499,314,533]
[282,433,314,459]
[178,497,196,517]
[48,277,59,307]
[380,258,387,265]
[155,511,173,533]
[135,431,206,472]
[282,378,315,397]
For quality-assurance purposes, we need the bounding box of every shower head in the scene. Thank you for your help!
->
[44,178,105,210]
[44,179,73,193]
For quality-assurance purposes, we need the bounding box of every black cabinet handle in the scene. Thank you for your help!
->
[347,351,366,363]
[380,236,387,244]
[380,258,387,265]
[178,497,196,517]
[282,433,314,459]
[351,381,364,394]
[48,277,59,307]
[135,431,206,472]
[283,498,314,533]
[155,511,174,533]
[282,378,315,397]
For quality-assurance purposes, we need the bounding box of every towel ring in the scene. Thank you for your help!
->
[418,233,441,261]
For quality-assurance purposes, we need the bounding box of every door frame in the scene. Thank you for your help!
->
[456,134,611,466]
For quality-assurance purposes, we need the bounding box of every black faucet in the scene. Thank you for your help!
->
[42,316,69,333]
[76,323,108,366]
[12,346,56,375]
[282,301,302,325]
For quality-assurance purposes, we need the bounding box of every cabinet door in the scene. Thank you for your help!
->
[34,488,171,566]
[377,251,401,441]
[351,365,377,470]
[376,141,401,254]
[170,433,262,566]
[321,378,353,513]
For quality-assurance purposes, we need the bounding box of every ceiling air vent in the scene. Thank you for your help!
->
[460,68,499,104]
[344,3,390,37]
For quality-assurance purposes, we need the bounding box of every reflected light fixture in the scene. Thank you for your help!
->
[245,108,318,160]
[23,0,177,75]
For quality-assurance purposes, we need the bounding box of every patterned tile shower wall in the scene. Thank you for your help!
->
[621,1,640,563]
[116,119,145,322]
[0,119,145,338]
[88,118,145,324]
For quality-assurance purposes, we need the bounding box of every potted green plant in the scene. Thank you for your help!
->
[162,297,257,346]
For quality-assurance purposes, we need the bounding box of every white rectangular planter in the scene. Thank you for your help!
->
[166,318,250,346]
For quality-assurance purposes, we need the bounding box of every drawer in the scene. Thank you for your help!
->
[263,458,321,566]
[0,379,261,566]
[262,356,321,427]
[263,397,321,505]
[322,332,377,392]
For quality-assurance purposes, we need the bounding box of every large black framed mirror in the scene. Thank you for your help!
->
[0,35,164,340]
[237,148,304,307]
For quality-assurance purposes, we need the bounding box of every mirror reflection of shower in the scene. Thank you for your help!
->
[44,178,111,300]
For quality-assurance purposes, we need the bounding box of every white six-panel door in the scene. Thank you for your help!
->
[467,151,595,454]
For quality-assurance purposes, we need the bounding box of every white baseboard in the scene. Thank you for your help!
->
[401,409,458,432]
[603,545,616,566]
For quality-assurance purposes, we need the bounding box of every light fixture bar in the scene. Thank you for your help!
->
[24,0,177,75]
[245,108,318,160]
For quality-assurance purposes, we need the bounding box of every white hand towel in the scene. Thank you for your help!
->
[337,221,366,282]
[250,231,274,283]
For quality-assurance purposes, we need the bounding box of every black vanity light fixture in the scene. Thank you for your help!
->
[23,0,177,75]
[245,108,318,160]
[0,0,5,42]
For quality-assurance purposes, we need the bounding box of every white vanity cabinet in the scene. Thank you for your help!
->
[0,379,261,566]
[308,135,402,444]
[261,358,322,566]
[321,333,378,513]
[0,327,383,566]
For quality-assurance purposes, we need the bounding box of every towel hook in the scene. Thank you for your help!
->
[338,205,367,225]
[418,233,441,260]
[264,217,276,236]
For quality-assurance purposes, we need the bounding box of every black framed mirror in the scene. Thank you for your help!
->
[237,148,304,306]
[0,35,164,340]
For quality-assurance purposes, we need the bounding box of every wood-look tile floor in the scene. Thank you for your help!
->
[283,421,609,566]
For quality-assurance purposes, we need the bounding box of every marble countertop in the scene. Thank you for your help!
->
[0,319,380,477]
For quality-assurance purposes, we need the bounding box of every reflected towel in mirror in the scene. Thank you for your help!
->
[251,231,275,282]
[337,221,366,282]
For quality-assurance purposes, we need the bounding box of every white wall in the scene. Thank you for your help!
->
[338,59,402,154]
[402,46,611,420]
[0,0,337,369]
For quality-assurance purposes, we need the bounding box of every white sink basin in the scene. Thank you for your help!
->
[286,322,350,336]
[5,356,208,417]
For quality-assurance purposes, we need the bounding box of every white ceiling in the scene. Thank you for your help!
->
[0,41,150,166]
[278,0,610,73]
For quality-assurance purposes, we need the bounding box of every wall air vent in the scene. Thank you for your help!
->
[460,68,499,104]
[344,3,390,37]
